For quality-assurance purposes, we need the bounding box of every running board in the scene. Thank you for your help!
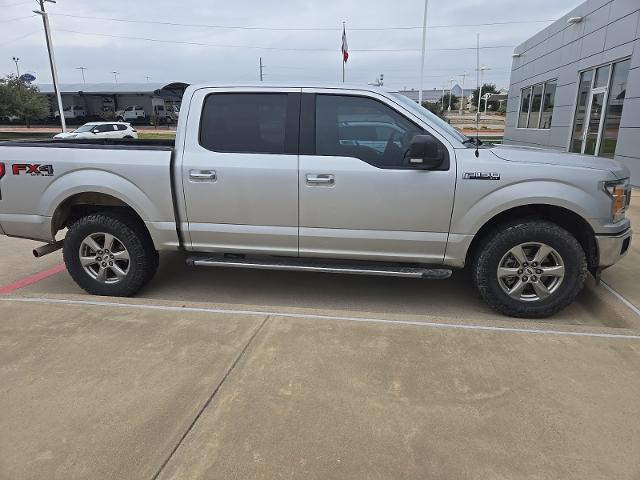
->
[186,255,452,279]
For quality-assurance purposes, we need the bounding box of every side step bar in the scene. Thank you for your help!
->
[186,255,452,280]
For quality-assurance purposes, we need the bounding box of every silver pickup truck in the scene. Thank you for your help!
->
[0,84,632,317]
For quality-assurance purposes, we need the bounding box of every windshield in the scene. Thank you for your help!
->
[390,92,470,144]
[73,125,95,133]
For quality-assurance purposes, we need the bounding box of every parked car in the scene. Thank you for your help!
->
[0,84,632,318]
[116,105,146,122]
[53,122,138,140]
[54,105,86,120]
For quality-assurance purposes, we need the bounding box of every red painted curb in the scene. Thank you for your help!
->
[0,263,66,294]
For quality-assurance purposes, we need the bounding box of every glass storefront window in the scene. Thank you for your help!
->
[570,70,593,153]
[527,84,544,128]
[518,87,531,128]
[570,59,630,156]
[539,82,556,129]
[599,59,631,158]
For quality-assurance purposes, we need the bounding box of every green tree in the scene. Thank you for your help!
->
[0,75,50,126]
[470,83,499,109]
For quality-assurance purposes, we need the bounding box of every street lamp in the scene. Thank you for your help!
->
[476,64,491,117]
[448,77,454,111]
[111,71,119,83]
[76,66,87,84]
[458,72,468,115]
[33,0,66,133]
[11,57,20,77]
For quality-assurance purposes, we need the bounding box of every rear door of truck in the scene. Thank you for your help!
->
[179,87,300,254]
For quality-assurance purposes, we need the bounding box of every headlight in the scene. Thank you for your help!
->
[603,178,631,222]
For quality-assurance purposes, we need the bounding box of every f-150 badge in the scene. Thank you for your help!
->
[463,172,500,180]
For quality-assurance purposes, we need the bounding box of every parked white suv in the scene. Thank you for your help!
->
[116,106,146,122]
[53,122,138,140]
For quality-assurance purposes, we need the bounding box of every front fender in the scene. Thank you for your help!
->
[451,180,598,236]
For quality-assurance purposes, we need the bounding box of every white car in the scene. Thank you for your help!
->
[116,105,146,122]
[54,105,86,120]
[53,122,138,140]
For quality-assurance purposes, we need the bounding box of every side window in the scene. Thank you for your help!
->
[200,93,288,154]
[94,125,110,133]
[116,124,127,131]
[125,107,133,112]
[315,94,426,168]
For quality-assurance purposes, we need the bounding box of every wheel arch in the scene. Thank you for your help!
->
[464,204,598,274]
[51,191,150,243]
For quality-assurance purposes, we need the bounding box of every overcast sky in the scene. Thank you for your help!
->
[1,0,581,91]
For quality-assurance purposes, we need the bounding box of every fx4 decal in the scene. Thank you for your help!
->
[12,164,54,176]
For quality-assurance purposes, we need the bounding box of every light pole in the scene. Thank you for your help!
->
[458,72,468,115]
[33,0,66,133]
[11,57,20,78]
[476,64,490,117]
[111,71,119,83]
[145,75,151,83]
[448,77,454,111]
[418,0,429,105]
[76,66,87,83]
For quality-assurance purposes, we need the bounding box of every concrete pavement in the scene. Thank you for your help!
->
[1,198,639,479]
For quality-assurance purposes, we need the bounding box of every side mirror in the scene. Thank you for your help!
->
[407,134,445,170]
[91,129,99,134]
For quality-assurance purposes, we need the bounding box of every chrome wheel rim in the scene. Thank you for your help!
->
[497,242,565,302]
[79,232,130,284]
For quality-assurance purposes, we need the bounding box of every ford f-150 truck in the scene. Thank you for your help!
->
[0,84,632,317]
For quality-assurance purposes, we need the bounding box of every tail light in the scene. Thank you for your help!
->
[0,162,5,180]
[132,129,137,133]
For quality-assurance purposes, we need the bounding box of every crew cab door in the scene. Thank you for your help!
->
[298,89,456,263]
[179,87,300,254]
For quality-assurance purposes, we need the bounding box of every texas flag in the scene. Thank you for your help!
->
[341,25,349,63]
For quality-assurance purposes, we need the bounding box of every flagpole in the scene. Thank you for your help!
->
[418,0,429,105]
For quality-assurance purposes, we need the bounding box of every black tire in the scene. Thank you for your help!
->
[472,220,587,318]
[63,212,159,296]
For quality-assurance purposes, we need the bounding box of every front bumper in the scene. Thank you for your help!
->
[596,228,632,268]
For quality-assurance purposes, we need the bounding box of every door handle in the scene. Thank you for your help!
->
[189,170,217,182]
[306,174,335,186]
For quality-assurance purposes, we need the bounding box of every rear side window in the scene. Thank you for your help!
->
[200,93,288,154]
[116,124,127,131]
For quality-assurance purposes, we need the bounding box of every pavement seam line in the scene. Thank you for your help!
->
[150,314,271,480]
[2,296,640,340]
[601,281,640,318]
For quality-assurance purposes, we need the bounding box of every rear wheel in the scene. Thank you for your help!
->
[472,220,587,318]
[63,212,158,296]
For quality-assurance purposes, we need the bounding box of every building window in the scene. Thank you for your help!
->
[517,80,556,129]
[569,58,631,157]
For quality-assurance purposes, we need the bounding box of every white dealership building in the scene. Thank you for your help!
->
[503,0,640,184]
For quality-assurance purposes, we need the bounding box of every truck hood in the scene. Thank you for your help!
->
[491,144,630,179]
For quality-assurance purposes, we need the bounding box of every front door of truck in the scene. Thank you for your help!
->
[180,88,300,254]
[298,90,456,263]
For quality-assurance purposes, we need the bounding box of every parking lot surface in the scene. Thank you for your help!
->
[1,193,639,479]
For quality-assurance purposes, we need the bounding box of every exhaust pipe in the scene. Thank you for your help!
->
[33,240,64,258]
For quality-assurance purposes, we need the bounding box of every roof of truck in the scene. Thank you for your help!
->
[185,82,394,93]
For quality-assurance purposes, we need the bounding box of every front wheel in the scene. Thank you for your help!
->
[63,212,159,296]
[472,220,587,318]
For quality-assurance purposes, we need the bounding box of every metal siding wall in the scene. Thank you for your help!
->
[504,0,640,184]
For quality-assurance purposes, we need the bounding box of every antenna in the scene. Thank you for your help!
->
[475,32,480,158]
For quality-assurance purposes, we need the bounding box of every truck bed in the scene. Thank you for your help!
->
[0,138,175,150]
